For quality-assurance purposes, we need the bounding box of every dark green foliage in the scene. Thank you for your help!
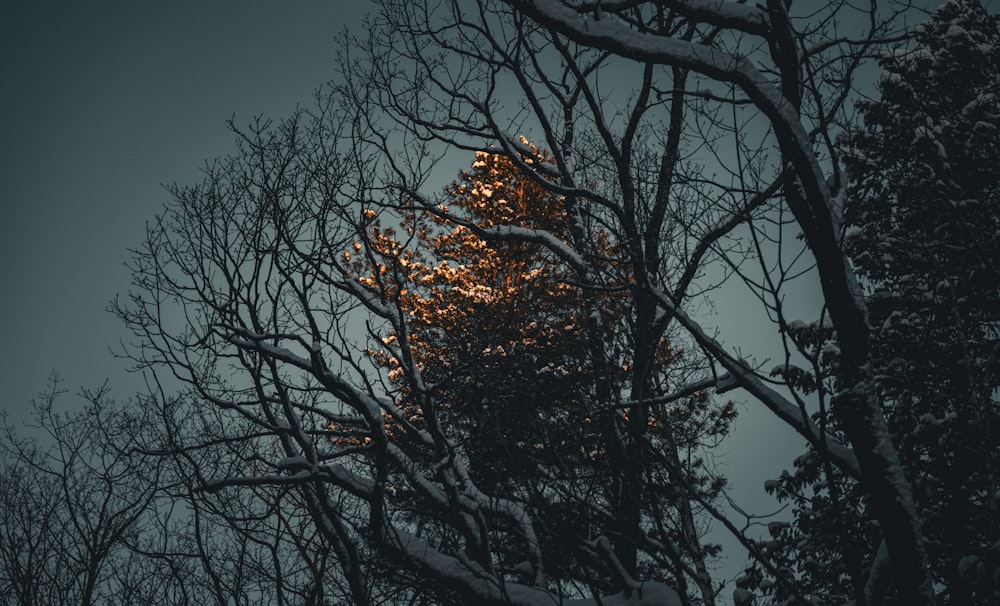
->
[844,2,1000,602]
[758,2,1000,604]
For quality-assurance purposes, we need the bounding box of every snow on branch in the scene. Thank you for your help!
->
[501,134,562,179]
[444,444,546,586]
[544,0,769,34]
[502,1,792,117]
[477,225,587,273]
[387,527,682,606]
[228,336,312,370]
[502,0,833,250]
[198,465,374,499]
[384,442,451,509]
[408,188,588,274]
[615,373,736,409]
[337,274,397,320]
[225,332,384,420]
[651,289,862,478]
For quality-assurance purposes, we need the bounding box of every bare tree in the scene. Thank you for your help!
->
[0,373,363,606]
[0,376,159,606]
[101,0,967,605]
[481,1,936,604]
[344,0,943,603]
[113,89,694,602]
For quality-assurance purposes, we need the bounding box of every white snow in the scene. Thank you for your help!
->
[651,287,861,476]
[481,224,587,271]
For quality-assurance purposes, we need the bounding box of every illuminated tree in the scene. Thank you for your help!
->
[105,0,967,603]
[389,149,601,491]
[356,148,734,600]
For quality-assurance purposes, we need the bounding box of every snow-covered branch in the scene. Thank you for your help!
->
[651,288,861,478]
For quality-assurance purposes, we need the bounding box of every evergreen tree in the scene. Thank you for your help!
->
[763,2,1000,603]
[845,2,1000,601]
[359,149,735,601]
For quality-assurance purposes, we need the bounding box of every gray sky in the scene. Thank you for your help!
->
[1,1,371,421]
[0,0,831,592]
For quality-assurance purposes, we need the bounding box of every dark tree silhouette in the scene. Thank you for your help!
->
[762,2,1000,603]
[355,149,733,601]
[5,1,988,605]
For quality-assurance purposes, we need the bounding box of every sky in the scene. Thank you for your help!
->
[1,1,372,422]
[0,0,833,594]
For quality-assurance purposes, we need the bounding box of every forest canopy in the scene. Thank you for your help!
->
[2,1,998,605]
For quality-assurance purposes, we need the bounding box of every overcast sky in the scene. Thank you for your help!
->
[1,1,374,421]
[0,1,839,590]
